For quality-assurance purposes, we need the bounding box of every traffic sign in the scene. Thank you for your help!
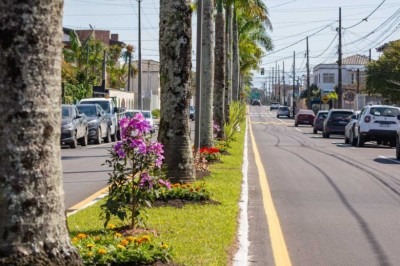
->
[321,95,329,104]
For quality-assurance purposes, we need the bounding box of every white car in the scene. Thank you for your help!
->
[125,110,156,133]
[277,106,290,118]
[344,111,360,145]
[352,105,400,147]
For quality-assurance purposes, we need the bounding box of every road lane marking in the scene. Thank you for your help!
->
[250,121,292,125]
[295,128,302,132]
[249,119,292,266]
[378,156,400,164]
[67,186,109,215]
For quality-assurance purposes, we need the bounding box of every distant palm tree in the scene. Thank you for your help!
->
[158,0,195,183]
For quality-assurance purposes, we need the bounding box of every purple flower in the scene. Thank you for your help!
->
[130,139,147,154]
[138,172,154,189]
[116,149,126,158]
[158,179,171,190]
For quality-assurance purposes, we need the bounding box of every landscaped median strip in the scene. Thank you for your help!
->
[66,186,109,216]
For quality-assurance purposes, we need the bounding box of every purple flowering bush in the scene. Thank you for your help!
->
[102,113,171,229]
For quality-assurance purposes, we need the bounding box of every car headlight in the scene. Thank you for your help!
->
[62,123,74,130]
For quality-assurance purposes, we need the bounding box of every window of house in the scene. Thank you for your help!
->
[322,73,335,83]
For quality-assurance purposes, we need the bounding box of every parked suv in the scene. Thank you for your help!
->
[313,110,328,134]
[61,104,88,148]
[322,109,354,138]
[353,105,400,147]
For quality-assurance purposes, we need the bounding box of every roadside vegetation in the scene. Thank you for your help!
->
[67,102,247,265]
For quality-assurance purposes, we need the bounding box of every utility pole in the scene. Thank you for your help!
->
[272,67,274,100]
[278,64,281,105]
[270,68,273,100]
[369,49,371,62]
[138,0,143,110]
[275,61,278,101]
[293,51,296,116]
[282,61,285,106]
[194,0,203,152]
[306,36,311,109]
[337,7,343,108]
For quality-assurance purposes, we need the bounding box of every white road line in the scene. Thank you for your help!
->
[278,119,284,123]
[378,156,400,164]
[295,128,302,132]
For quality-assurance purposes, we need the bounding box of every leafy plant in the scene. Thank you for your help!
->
[223,101,247,141]
[199,147,221,162]
[71,227,172,265]
[102,114,171,229]
[157,183,211,202]
[151,109,160,118]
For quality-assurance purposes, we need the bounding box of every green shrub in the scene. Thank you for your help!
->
[223,101,246,141]
[151,109,160,118]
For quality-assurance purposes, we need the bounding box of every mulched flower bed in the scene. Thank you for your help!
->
[153,198,220,209]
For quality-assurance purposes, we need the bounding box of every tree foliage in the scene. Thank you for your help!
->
[366,40,400,102]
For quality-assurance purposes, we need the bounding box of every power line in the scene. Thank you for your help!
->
[343,0,386,30]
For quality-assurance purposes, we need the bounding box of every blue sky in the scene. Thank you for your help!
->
[63,0,400,88]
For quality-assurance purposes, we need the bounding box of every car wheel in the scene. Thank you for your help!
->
[326,133,330,138]
[396,140,400,160]
[70,131,78,149]
[390,141,395,148]
[295,123,298,127]
[344,135,349,144]
[79,128,88,146]
[313,128,317,134]
[357,132,364,147]
[350,130,357,146]
[104,127,111,143]
[277,115,279,118]
[95,127,102,144]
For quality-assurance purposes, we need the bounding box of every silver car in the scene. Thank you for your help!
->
[277,106,290,118]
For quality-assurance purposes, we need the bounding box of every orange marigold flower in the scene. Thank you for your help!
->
[107,223,116,230]
[71,237,78,243]
[120,239,129,246]
[114,232,122,238]
[140,235,151,242]
[94,236,101,241]
[98,248,107,255]
[189,188,194,192]
[77,233,87,239]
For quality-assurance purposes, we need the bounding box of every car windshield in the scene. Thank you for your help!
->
[370,107,400,117]
[82,101,110,113]
[279,107,288,111]
[318,112,328,118]
[142,112,151,118]
[331,112,353,119]
[77,106,97,117]
[62,107,71,118]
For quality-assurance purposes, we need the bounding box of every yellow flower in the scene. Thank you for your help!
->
[160,244,169,249]
[117,244,126,249]
[114,232,122,238]
[139,235,150,243]
[126,236,136,243]
[77,233,87,239]
[86,251,94,257]
[98,248,107,255]
[71,237,78,243]
[120,239,129,246]
[86,243,95,249]
[107,223,116,230]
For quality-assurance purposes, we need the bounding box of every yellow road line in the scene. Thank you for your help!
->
[250,121,292,125]
[67,186,109,213]
[249,118,292,266]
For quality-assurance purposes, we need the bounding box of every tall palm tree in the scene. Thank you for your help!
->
[225,2,233,122]
[200,0,215,148]
[158,0,195,183]
[213,0,226,139]
[232,5,240,101]
[0,0,82,264]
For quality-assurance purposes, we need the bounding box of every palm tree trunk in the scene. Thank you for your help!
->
[158,0,194,183]
[0,1,82,265]
[213,0,226,139]
[225,3,233,122]
[200,0,215,148]
[232,6,240,101]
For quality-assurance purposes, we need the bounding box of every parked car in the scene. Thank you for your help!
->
[189,106,195,121]
[396,129,400,159]
[313,110,328,134]
[352,105,400,147]
[61,104,88,148]
[344,111,360,144]
[270,102,280,110]
[76,104,111,144]
[252,99,261,106]
[277,106,290,118]
[295,109,315,127]
[79,98,120,141]
[125,110,156,133]
[322,109,354,138]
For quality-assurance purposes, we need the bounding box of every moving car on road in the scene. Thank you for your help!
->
[277,106,290,118]
[353,105,400,147]
[270,102,280,110]
[61,104,88,148]
[322,109,354,138]
[295,109,315,127]
[313,110,328,134]
[76,104,111,144]
[252,99,261,106]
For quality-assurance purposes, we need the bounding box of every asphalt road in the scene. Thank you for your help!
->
[247,105,400,265]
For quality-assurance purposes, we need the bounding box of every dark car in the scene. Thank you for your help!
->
[322,109,354,138]
[76,104,111,144]
[295,109,315,127]
[252,99,261,106]
[189,106,195,121]
[313,110,328,134]
[61,104,88,148]
[396,128,400,160]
